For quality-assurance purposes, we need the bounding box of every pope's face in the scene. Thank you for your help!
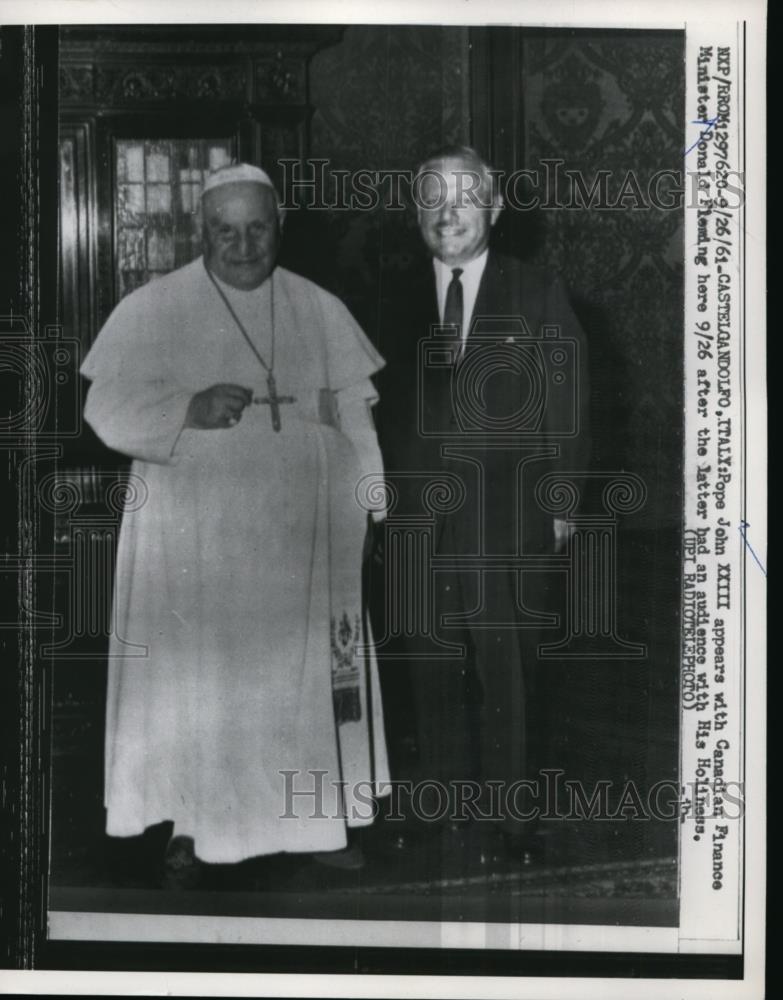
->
[202,182,281,290]
[416,157,501,266]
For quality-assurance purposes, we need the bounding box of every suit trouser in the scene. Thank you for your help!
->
[401,551,542,836]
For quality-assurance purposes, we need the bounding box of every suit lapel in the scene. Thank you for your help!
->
[468,252,509,341]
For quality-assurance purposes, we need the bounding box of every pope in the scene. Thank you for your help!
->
[81,163,390,875]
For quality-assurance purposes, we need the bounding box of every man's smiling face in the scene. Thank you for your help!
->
[202,182,281,290]
[416,156,502,266]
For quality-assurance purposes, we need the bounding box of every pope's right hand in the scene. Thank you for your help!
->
[185,384,253,429]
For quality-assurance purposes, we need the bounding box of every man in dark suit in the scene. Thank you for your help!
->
[372,145,591,862]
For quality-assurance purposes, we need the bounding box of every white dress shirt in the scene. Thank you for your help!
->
[433,248,489,351]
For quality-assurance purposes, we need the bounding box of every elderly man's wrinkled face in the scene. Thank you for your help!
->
[202,182,281,290]
[416,156,502,266]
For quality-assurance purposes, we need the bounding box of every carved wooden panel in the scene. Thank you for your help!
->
[58,25,343,109]
[48,465,127,875]
[59,121,96,346]
[95,63,248,105]
[254,50,305,103]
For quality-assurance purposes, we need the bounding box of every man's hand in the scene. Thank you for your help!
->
[185,384,253,430]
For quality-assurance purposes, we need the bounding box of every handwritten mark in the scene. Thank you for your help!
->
[739,520,766,576]
[684,117,719,157]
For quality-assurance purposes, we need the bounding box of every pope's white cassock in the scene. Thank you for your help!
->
[81,257,390,864]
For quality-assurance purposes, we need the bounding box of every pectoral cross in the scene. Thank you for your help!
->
[253,372,296,432]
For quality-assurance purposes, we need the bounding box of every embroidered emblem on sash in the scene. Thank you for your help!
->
[331,611,362,723]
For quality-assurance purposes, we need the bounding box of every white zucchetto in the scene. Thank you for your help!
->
[201,162,277,198]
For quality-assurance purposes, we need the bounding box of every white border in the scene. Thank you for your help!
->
[0,0,759,28]
[0,970,767,999]
[48,913,682,951]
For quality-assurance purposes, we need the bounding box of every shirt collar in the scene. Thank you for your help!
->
[432,247,489,285]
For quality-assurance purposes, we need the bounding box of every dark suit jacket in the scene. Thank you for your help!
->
[375,250,591,559]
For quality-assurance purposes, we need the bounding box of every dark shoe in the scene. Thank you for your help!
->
[311,842,366,870]
[161,834,202,889]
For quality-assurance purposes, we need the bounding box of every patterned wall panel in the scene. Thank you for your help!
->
[518,33,685,526]
[280,25,470,327]
[515,35,683,851]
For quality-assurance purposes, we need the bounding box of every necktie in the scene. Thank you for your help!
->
[443,267,464,336]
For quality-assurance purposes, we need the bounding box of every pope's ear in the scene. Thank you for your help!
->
[490,198,504,226]
[277,206,287,232]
